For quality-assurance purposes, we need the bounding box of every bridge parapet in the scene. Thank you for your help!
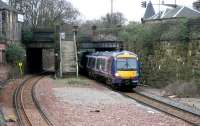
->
[22,28,55,48]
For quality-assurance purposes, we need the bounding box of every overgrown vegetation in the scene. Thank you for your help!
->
[119,18,200,94]
[22,31,33,44]
[5,43,26,78]
[164,80,200,97]
[5,43,25,65]
[0,34,6,41]
[55,77,90,86]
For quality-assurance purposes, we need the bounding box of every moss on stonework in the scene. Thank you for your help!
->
[119,19,200,90]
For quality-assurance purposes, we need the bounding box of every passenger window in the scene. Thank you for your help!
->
[107,58,112,73]
[91,58,95,68]
[96,59,101,70]
[101,59,105,71]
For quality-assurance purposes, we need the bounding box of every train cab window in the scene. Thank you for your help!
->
[116,58,138,70]
[87,58,91,67]
[87,57,96,69]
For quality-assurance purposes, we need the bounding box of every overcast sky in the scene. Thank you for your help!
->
[2,0,195,22]
[68,0,195,22]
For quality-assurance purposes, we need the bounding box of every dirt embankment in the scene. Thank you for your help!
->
[0,65,10,82]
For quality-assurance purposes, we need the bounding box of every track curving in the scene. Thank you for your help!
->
[13,75,54,126]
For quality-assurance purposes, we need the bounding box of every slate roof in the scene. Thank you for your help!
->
[0,0,9,9]
[143,1,155,19]
[174,6,200,18]
[144,5,200,21]
[0,0,15,11]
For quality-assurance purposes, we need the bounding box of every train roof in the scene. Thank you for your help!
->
[87,50,138,58]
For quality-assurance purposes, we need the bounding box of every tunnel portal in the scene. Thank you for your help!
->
[26,48,43,73]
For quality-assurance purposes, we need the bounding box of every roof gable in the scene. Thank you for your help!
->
[143,1,155,19]
[144,5,200,21]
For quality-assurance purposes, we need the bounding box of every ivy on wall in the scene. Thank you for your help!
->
[119,18,199,87]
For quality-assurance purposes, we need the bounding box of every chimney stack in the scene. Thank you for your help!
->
[193,0,200,11]
[92,25,97,38]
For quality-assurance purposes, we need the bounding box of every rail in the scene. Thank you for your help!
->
[123,92,200,126]
[13,75,53,126]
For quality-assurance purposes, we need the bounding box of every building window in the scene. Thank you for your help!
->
[2,11,6,37]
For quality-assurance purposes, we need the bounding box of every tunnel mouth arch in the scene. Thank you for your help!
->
[26,48,43,74]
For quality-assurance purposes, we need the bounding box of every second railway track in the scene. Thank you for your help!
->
[94,79,200,126]
[124,92,200,126]
[13,75,53,126]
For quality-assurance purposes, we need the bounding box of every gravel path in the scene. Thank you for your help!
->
[35,77,191,126]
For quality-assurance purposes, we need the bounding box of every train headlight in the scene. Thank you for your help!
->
[136,71,139,76]
[115,73,120,77]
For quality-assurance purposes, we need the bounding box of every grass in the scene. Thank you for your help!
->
[163,80,200,98]
[54,76,90,86]
[0,112,5,126]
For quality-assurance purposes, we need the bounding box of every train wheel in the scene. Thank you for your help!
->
[88,71,92,78]
[124,85,133,92]
[93,74,97,80]
[106,78,112,85]
[91,72,95,79]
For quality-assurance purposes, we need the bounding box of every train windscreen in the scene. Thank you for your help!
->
[116,58,138,70]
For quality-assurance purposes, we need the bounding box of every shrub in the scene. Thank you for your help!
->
[119,19,200,88]
[164,81,200,97]
[5,43,25,65]
[22,31,33,44]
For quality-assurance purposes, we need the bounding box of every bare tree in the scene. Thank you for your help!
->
[14,0,79,28]
[101,12,127,27]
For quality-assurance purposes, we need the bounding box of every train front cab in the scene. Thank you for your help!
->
[86,56,97,78]
[111,52,139,88]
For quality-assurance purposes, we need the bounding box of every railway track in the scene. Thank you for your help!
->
[93,77,200,125]
[13,75,53,126]
[123,91,200,126]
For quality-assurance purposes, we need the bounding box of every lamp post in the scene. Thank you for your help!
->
[111,0,113,16]
[54,53,58,79]
[73,25,79,78]
[59,33,62,78]
[59,32,65,78]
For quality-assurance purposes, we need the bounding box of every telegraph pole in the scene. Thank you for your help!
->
[175,0,177,7]
[159,0,160,11]
[73,25,79,78]
[111,0,113,15]
[111,0,113,25]
[59,33,63,78]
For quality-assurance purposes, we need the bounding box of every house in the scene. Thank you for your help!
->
[0,0,22,63]
[142,1,200,22]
